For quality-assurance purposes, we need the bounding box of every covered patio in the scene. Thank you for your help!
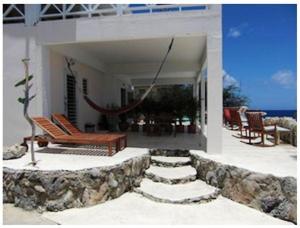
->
[46,33,222,154]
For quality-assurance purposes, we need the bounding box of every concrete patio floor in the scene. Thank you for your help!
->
[40,192,292,225]
[3,204,57,225]
[126,128,297,177]
[3,128,296,177]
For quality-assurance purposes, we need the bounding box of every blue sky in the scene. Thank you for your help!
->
[222,4,297,110]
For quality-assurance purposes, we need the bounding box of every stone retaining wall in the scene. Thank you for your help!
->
[3,154,150,212]
[264,117,297,146]
[190,153,297,224]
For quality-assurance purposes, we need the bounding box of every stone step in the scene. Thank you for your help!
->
[145,165,197,184]
[150,149,190,157]
[151,156,191,167]
[134,178,220,204]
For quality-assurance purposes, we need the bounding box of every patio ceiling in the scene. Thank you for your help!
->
[49,36,206,85]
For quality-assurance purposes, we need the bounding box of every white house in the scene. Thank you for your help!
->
[3,4,222,154]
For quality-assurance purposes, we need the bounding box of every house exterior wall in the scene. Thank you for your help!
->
[3,24,127,145]
[49,50,125,131]
[3,6,222,154]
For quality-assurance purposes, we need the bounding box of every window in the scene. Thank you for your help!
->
[66,74,77,126]
[82,78,88,95]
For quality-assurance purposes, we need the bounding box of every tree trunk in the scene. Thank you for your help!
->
[23,59,36,165]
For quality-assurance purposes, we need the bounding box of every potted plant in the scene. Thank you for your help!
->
[159,94,175,134]
[130,111,140,132]
[186,97,198,134]
[140,98,155,133]
[106,103,119,132]
[85,122,95,133]
[174,95,185,133]
[119,112,129,132]
[98,114,108,130]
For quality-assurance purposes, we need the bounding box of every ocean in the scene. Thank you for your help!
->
[262,110,297,119]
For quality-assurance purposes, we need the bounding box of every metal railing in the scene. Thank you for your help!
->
[3,4,25,23]
[3,4,209,24]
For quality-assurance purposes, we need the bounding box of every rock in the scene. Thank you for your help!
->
[108,173,118,188]
[99,182,109,197]
[123,162,132,176]
[47,176,69,195]
[34,185,46,193]
[89,168,101,178]
[205,166,227,187]
[261,196,283,213]
[271,199,297,223]
[81,182,109,206]
[131,159,142,176]
[3,144,26,160]
[46,190,75,211]
[281,177,297,197]
[264,117,297,146]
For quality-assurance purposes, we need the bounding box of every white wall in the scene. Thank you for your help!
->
[3,24,42,146]
[3,24,127,146]
[49,50,125,131]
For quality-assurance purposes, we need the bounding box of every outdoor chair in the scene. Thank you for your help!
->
[223,107,238,130]
[52,113,127,147]
[245,112,278,146]
[230,109,249,138]
[223,108,231,127]
[52,113,124,135]
[27,117,127,156]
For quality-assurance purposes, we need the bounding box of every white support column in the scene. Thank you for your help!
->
[206,34,222,154]
[193,78,199,98]
[116,5,123,16]
[34,45,51,117]
[200,73,206,135]
[25,4,41,26]
[193,77,200,128]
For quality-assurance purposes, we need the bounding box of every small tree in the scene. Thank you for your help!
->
[15,59,36,165]
[186,97,198,125]
[223,84,249,107]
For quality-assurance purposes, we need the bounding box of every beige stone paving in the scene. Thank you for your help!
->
[42,192,292,225]
[3,204,57,225]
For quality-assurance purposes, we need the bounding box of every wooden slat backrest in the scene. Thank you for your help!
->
[52,113,81,135]
[223,108,231,122]
[230,109,242,127]
[246,112,263,131]
[31,117,67,139]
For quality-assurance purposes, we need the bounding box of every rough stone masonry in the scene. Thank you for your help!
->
[3,154,150,212]
[191,153,297,224]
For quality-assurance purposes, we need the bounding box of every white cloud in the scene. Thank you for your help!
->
[223,70,239,87]
[227,23,249,38]
[271,70,295,88]
[228,28,241,38]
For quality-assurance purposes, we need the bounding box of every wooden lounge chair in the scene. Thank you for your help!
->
[52,113,126,139]
[245,112,278,146]
[51,113,127,151]
[27,117,127,156]
[51,113,82,135]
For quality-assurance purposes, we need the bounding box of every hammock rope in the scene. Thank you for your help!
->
[66,38,174,116]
